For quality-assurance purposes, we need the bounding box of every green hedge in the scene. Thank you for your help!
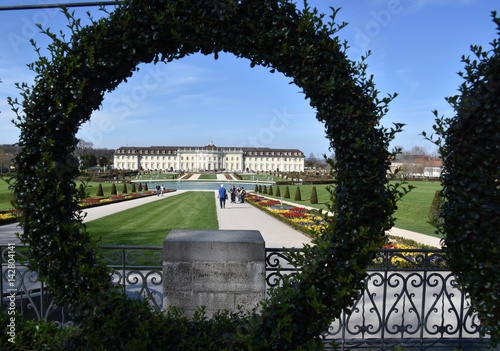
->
[11,0,403,349]
[424,12,500,345]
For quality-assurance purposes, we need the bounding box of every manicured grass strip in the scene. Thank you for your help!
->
[391,182,442,236]
[197,174,217,180]
[85,191,218,245]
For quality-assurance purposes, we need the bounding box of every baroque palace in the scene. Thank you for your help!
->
[113,142,305,173]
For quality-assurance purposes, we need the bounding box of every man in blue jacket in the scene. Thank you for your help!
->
[218,184,227,209]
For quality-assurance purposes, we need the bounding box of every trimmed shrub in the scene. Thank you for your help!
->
[10,0,405,348]
[96,183,104,197]
[310,186,318,204]
[78,183,85,199]
[424,16,500,344]
[131,183,137,193]
[111,183,117,195]
[284,186,291,199]
[138,183,143,192]
[428,190,443,226]
[275,185,281,197]
[254,184,258,192]
[294,186,302,201]
[122,183,128,194]
[268,185,273,196]
[144,183,148,191]
[263,185,268,194]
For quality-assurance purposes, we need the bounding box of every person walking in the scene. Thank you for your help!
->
[240,186,246,203]
[229,185,236,203]
[218,184,227,209]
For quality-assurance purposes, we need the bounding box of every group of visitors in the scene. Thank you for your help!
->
[229,185,246,203]
[155,184,165,196]
[218,184,247,209]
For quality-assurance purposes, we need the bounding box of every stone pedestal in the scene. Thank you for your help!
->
[163,230,266,318]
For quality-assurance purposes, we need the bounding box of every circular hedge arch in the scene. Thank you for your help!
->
[12,0,400,349]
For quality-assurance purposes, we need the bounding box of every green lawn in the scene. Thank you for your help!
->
[0,177,14,210]
[85,191,217,245]
[391,182,441,235]
[197,174,217,180]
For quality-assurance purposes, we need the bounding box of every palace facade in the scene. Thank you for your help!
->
[113,143,305,173]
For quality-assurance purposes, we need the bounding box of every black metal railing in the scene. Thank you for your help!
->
[266,248,491,350]
[1,245,493,350]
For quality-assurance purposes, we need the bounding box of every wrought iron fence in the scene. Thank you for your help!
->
[1,245,494,350]
[1,244,164,326]
[266,248,492,350]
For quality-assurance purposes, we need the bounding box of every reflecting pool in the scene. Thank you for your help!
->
[142,181,273,191]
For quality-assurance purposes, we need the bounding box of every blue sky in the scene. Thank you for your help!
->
[0,0,498,158]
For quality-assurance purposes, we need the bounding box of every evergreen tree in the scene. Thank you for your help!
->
[144,183,148,191]
[96,183,104,197]
[263,185,268,194]
[310,186,318,204]
[138,183,143,192]
[78,183,85,199]
[275,185,281,197]
[122,183,128,194]
[428,190,443,226]
[268,185,273,196]
[111,183,117,195]
[284,186,290,199]
[294,186,302,201]
[131,183,137,193]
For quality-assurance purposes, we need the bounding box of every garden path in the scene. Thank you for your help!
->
[215,192,312,248]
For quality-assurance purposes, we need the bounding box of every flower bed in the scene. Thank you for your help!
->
[77,190,165,209]
[370,235,446,269]
[246,194,329,237]
[0,210,20,225]
[246,194,434,258]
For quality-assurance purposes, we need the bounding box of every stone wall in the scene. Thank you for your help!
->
[163,229,266,318]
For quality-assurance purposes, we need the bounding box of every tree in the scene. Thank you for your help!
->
[305,152,316,168]
[122,183,127,194]
[268,185,273,196]
[80,154,97,168]
[110,183,117,195]
[275,186,281,197]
